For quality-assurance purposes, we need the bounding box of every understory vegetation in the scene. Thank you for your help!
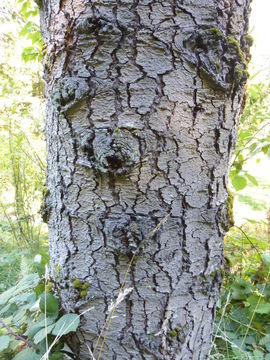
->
[0,0,269,359]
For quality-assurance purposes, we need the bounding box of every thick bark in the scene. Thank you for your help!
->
[40,1,251,359]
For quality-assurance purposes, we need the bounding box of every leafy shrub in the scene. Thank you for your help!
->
[211,80,270,359]
[211,222,270,359]
[230,83,270,192]
[0,253,80,359]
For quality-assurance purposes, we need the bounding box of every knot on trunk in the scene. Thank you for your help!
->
[51,77,96,113]
[77,15,122,36]
[179,27,251,92]
[105,215,145,255]
[93,129,140,175]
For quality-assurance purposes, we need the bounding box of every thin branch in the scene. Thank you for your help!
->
[232,122,270,165]
[0,318,39,350]
[233,225,262,257]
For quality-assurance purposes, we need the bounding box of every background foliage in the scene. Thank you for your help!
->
[0,0,45,252]
[0,0,269,359]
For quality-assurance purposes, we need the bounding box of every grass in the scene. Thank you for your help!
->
[210,216,270,360]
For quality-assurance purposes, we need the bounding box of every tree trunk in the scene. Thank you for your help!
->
[39,1,251,359]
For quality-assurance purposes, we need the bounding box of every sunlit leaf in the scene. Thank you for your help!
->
[231,175,247,191]
[246,173,258,186]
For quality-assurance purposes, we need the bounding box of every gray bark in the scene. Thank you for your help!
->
[39,1,251,359]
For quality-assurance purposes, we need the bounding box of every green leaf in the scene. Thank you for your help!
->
[13,348,40,360]
[52,314,80,336]
[259,334,270,347]
[19,21,36,37]
[0,273,39,306]
[50,352,65,360]
[0,335,11,351]
[0,289,16,306]
[261,145,270,155]
[246,294,261,310]
[231,279,251,300]
[25,323,45,339]
[39,252,50,265]
[254,303,270,314]
[229,169,238,178]
[262,254,270,267]
[21,47,40,63]
[239,130,252,141]
[39,293,59,318]
[244,335,256,345]
[235,162,243,172]
[25,316,56,338]
[246,173,259,186]
[34,283,45,298]
[263,284,270,297]
[231,289,248,300]
[253,349,264,360]
[231,175,247,191]
[29,31,42,44]
[0,303,11,316]
[13,292,34,305]
[13,305,28,324]
[33,323,55,344]
[249,143,258,153]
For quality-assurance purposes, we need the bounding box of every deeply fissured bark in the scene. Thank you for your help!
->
[39,1,251,359]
